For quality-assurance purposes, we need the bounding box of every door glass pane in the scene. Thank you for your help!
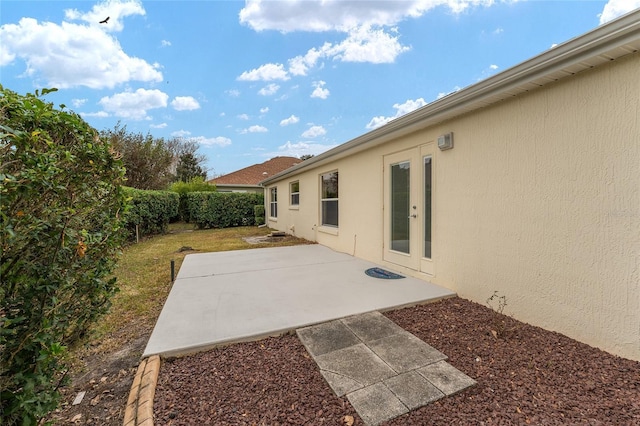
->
[424,156,432,258]
[391,161,410,253]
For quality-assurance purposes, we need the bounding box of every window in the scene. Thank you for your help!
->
[269,187,277,218]
[290,181,300,206]
[424,156,432,259]
[321,171,338,227]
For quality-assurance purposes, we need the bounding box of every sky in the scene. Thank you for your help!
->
[1,0,639,177]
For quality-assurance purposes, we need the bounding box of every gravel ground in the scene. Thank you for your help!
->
[154,297,640,425]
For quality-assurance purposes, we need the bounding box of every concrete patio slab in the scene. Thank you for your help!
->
[143,244,454,357]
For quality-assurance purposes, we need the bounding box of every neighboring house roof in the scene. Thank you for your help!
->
[261,9,640,186]
[210,156,301,187]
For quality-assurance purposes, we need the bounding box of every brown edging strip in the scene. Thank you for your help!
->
[123,355,160,426]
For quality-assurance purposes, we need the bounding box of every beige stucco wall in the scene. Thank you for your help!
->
[266,51,640,361]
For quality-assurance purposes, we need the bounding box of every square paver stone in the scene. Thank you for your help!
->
[418,360,477,396]
[297,320,360,357]
[342,311,405,342]
[319,370,364,397]
[315,343,396,391]
[368,332,448,373]
[346,382,409,426]
[384,370,445,410]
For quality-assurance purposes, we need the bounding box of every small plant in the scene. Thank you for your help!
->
[486,291,511,339]
[486,290,507,315]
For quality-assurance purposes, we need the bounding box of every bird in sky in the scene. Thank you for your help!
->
[99,16,109,24]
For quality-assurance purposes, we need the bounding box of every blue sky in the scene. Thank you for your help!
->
[1,0,638,177]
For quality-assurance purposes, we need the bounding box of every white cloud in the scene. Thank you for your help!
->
[366,98,427,129]
[301,125,326,138]
[493,27,504,35]
[241,125,268,134]
[171,96,200,111]
[489,64,498,70]
[260,107,269,113]
[326,25,410,63]
[239,0,476,33]
[226,89,240,97]
[161,39,171,47]
[171,130,191,137]
[0,13,162,89]
[599,0,640,24]
[71,98,87,108]
[237,113,250,120]
[237,63,289,81]
[280,115,300,126]
[310,80,330,99]
[64,0,145,32]
[274,140,337,158]
[288,46,325,76]
[258,83,280,96]
[81,111,109,118]
[150,122,167,129]
[190,135,232,147]
[98,88,168,120]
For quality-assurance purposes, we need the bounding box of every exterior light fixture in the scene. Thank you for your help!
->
[437,132,454,150]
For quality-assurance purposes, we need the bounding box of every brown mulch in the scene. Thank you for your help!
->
[154,297,640,425]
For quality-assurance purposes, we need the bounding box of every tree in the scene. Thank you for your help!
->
[0,86,127,424]
[101,125,209,189]
[176,152,206,182]
[172,138,208,182]
[101,123,176,190]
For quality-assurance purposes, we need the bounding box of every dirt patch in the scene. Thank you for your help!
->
[154,297,640,425]
[243,234,301,244]
[45,329,149,425]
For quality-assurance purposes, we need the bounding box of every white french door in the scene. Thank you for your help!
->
[383,145,434,275]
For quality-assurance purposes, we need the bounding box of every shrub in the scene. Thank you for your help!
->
[187,192,264,228]
[122,187,179,240]
[168,176,216,222]
[0,86,127,424]
[254,204,265,226]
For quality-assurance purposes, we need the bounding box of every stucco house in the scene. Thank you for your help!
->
[260,10,640,361]
[209,156,301,193]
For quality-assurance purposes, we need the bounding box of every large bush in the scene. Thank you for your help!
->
[168,176,216,222]
[0,86,127,424]
[122,187,179,240]
[187,192,264,228]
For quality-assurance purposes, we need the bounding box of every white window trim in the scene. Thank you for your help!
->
[290,181,300,209]
[269,187,278,219]
[320,170,339,228]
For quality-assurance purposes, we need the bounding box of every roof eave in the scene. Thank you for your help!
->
[261,9,640,186]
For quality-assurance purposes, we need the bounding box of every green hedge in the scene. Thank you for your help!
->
[122,187,179,239]
[187,192,264,228]
[1,86,127,424]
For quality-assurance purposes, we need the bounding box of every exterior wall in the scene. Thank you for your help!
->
[266,52,640,361]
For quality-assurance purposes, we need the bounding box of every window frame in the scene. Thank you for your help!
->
[290,181,300,207]
[320,171,339,228]
[269,186,278,218]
